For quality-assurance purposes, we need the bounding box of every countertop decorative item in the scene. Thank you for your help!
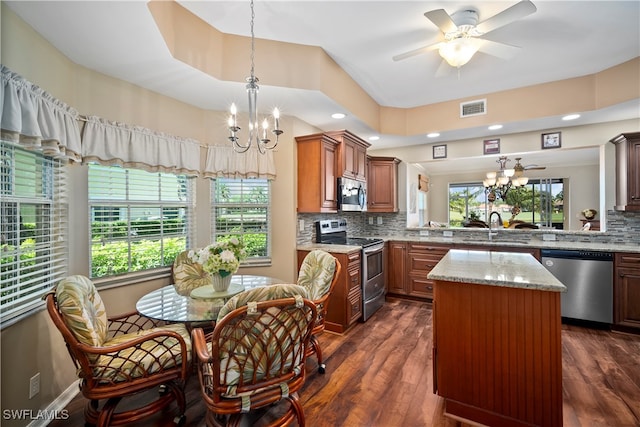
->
[581,208,597,220]
[189,238,247,292]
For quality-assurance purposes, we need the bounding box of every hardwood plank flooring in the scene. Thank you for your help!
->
[49,297,640,427]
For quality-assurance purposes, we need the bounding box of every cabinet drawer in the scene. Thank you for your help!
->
[408,243,450,256]
[347,266,361,291]
[408,273,435,299]
[617,252,640,267]
[409,254,442,272]
[347,289,362,324]
[347,251,361,269]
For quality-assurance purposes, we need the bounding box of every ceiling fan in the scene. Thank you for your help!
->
[392,0,537,71]
[513,157,546,176]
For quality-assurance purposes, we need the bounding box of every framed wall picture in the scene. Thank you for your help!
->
[483,138,500,155]
[433,144,447,159]
[542,132,561,149]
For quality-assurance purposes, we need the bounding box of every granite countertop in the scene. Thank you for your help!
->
[427,249,567,292]
[296,243,362,254]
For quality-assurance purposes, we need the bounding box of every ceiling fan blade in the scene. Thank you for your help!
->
[477,39,521,60]
[524,165,546,170]
[475,0,537,35]
[424,9,458,34]
[392,42,441,62]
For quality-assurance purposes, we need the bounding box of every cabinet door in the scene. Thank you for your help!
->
[321,141,337,210]
[368,158,398,212]
[342,140,357,179]
[630,140,640,206]
[355,144,367,181]
[615,267,640,329]
[387,241,407,294]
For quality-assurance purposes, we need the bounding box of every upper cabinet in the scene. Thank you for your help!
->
[367,156,400,213]
[295,133,339,213]
[326,130,370,181]
[610,132,640,211]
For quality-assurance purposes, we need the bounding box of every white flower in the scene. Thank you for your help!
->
[189,239,247,277]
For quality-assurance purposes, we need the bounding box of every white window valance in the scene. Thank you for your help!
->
[204,145,276,180]
[82,116,201,176]
[0,65,82,162]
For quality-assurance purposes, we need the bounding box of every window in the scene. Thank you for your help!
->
[448,183,487,227]
[88,164,194,278]
[448,179,564,228]
[1,141,68,325]
[211,178,271,265]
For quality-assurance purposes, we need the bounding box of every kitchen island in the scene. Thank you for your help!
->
[428,249,566,427]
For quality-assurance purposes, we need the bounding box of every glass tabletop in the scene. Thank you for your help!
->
[136,275,287,323]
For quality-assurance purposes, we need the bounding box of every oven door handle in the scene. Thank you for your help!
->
[363,242,385,254]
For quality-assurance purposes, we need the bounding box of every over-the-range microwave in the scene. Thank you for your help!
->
[337,176,367,212]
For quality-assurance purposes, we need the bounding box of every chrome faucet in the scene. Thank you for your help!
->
[488,211,502,241]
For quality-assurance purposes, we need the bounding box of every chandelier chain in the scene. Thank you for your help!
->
[250,0,255,80]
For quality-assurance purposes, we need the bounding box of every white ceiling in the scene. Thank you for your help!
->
[4,0,640,152]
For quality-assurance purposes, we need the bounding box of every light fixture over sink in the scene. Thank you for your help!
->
[483,156,529,201]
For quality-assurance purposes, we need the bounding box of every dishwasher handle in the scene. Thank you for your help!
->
[540,249,613,261]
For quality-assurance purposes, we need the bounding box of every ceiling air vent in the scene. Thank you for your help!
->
[460,99,487,118]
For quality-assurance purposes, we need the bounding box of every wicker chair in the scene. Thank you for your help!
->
[192,284,317,427]
[44,275,191,426]
[172,249,210,296]
[296,250,341,373]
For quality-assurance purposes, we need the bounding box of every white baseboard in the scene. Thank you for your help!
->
[27,380,80,427]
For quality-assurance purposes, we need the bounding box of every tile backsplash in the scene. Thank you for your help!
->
[297,210,640,248]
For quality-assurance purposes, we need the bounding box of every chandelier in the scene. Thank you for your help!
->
[227,0,283,154]
[483,156,529,202]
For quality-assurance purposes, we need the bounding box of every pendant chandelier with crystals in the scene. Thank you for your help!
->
[227,0,282,154]
[483,156,529,202]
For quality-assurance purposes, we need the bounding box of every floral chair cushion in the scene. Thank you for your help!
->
[207,284,314,401]
[172,249,210,296]
[94,323,192,384]
[216,283,309,322]
[297,250,337,300]
[55,275,108,347]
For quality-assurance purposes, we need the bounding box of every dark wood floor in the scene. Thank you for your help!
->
[50,297,640,427]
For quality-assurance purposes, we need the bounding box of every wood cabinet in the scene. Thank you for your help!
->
[326,130,369,181]
[297,249,362,333]
[387,241,407,295]
[295,133,339,213]
[610,132,640,211]
[387,241,449,300]
[614,252,640,332]
[367,156,400,213]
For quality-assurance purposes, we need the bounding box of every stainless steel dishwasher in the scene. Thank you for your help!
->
[540,249,614,324]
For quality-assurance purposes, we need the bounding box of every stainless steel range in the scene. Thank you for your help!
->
[315,219,385,321]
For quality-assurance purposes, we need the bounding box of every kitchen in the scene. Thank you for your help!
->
[1,1,639,427]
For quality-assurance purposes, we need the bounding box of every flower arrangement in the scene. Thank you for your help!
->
[188,238,247,278]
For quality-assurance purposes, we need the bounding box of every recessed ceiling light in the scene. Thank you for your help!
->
[427,132,440,138]
[369,136,380,141]
[562,114,580,121]
[331,113,346,119]
[488,124,503,130]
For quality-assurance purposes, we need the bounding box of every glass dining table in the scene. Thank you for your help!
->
[136,274,286,324]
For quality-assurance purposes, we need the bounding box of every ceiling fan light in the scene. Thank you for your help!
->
[439,38,479,67]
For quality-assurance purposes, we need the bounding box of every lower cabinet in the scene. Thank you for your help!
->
[614,252,640,332]
[297,249,362,333]
[387,241,449,300]
[387,241,541,301]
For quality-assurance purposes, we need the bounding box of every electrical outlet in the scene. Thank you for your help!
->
[542,233,556,241]
[29,372,40,399]
[377,217,383,225]
[419,230,429,236]
[298,219,304,231]
[368,217,374,225]
[443,230,453,238]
